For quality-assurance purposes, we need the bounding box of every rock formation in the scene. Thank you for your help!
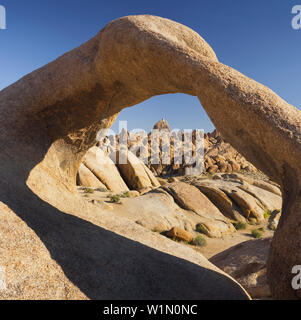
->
[78,147,161,192]
[162,181,235,237]
[210,238,272,299]
[115,150,160,191]
[99,123,257,176]
[83,146,129,193]
[77,163,107,189]
[153,118,171,131]
[79,168,281,240]
[0,14,300,299]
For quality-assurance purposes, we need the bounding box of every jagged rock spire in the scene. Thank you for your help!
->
[153,118,171,131]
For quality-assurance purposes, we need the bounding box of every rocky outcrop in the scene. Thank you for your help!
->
[203,130,258,175]
[153,118,171,132]
[194,183,247,223]
[166,227,193,242]
[77,163,107,189]
[163,182,235,238]
[83,147,129,193]
[79,147,160,192]
[82,174,282,241]
[97,184,232,238]
[116,150,160,191]
[210,238,272,299]
[0,14,300,299]
[189,175,282,223]
[100,124,258,177]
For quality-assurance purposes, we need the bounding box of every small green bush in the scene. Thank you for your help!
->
[95,187,107,192]
[264,211,270,219]
[196,224,208,235]
[251,229,263,239]
[264,209,276,219]
[268,224,276,231]
[84,188,94,194]
[190,236,207,247]
[121,191,130,198]
[232,222,247,230]
[110,195,121,203]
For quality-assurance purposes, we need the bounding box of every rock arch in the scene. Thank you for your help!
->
[0,15,300,299]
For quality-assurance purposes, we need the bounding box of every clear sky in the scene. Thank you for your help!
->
[0,0,300,133]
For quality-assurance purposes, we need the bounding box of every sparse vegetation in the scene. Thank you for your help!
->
[196,224,208,235]
[190,235,207,247]
[268,224,276,231]
[110,195,121,203]
[251,229,263,239]
[120,191,130,198]
[264,211,271,219]
[232,222,247,230]
[95,187,107,192]
[264,209,275,219]
[84,188,94,194]
[171,237,180,242]
[151,228,160,233]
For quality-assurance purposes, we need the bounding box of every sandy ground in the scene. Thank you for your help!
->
[188,222,274,259]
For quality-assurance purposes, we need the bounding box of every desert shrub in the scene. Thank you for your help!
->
[268,224,276,231]
[121,191,130,198]
[264,211,270,219]
[196,224,208,235]
[84,188,94,194]
[264,209,275,219]
[251,229,263,239]
[95,187,107,192]
[232,222,247,230]
[190,236,207,247]
[110,195,121,203]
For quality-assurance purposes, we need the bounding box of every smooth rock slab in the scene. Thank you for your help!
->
[116,150,160,191]
[163,182,235,237]
[83,147,129,193]
[210,238,272,299]
[77,163,107,189]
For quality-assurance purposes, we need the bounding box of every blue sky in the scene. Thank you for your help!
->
[0,0,300,133]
